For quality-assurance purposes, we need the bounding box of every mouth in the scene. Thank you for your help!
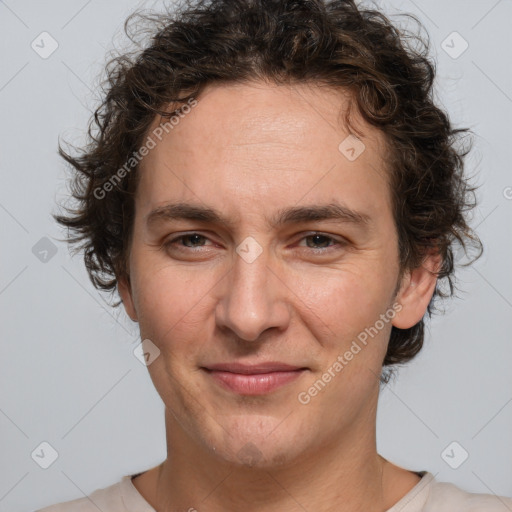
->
[201,362,308,395]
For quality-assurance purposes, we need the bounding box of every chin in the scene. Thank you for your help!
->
[200,414,311,469]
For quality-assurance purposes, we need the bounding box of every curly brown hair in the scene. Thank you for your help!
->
[55,0,482,382]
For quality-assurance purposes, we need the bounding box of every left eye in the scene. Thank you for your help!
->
[298,233,342,250]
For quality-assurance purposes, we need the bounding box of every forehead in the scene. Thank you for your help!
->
[136,81,391,222]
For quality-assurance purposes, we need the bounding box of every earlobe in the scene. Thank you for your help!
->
[392,250,442,330]
[118,276,138,322]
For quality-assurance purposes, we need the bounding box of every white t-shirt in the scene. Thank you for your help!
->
[35,470,512,511]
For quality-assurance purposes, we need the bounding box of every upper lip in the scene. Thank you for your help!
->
[202,362,307,374]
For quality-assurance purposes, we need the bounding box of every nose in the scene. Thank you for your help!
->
[215,242,291,342]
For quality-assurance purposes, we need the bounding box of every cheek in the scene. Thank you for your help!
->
[293,258,396,344]
[130,261,214,394]
[298,267,395,408]
[131,254,217,344]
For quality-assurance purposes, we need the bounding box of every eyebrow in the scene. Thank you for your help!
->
[146,202,372,230]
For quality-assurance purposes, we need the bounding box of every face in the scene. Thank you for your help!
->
[119,81,438,467]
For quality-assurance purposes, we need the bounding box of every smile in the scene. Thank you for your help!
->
[201,363,308,395]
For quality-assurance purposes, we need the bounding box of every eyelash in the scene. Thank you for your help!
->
[163,232,346,253]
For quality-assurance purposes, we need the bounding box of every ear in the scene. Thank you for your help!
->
[118,276,138,322]
[392,249,442,329]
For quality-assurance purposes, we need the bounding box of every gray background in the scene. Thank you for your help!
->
[1,0,511,510]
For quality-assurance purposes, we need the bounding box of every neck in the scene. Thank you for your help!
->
[140,408,405,512]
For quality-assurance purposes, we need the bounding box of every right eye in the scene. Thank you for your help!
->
[164,233,214,251]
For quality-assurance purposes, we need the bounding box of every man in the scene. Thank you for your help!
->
[38,0,511,510]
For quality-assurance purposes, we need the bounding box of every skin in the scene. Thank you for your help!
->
[118,80,441,511]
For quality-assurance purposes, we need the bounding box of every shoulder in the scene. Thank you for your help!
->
[34,475,148,512]
[424,478,512,511]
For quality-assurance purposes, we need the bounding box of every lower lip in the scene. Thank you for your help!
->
[204,369,306,395]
